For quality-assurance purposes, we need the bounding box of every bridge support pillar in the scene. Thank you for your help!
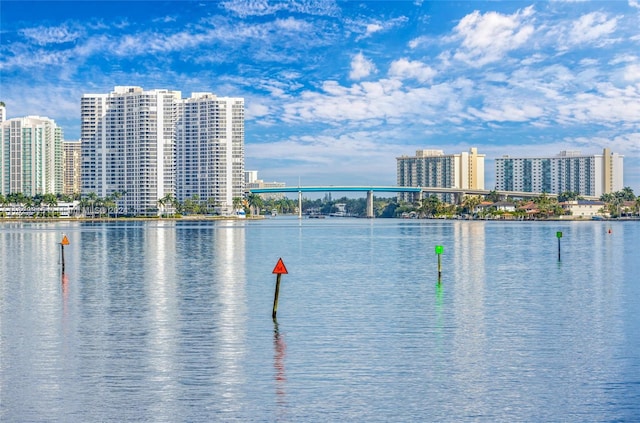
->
[298,191,302,219]
[366,190,374,218]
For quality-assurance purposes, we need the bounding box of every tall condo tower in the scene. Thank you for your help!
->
[176,93,245,214]
[81,86,244,215]
[1,114,63,196]
[494,149,623,197]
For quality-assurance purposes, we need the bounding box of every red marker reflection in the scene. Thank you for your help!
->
[273,322,287,404]
[61,272,70,327]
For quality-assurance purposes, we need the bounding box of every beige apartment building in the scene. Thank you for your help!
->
[63,140,82,196]
[397,148,485,202]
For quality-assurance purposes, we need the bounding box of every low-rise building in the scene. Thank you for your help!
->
[561,200,607,218]
[245,170,286,200]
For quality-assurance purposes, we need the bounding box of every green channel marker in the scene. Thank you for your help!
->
[435,245,443,282]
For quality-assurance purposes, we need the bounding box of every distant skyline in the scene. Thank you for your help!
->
[1,1,639,192]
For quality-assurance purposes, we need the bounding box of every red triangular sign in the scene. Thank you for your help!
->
[61,235,70,246]
[272,258,288,274]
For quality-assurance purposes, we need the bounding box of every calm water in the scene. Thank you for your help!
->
[1,218,639,422]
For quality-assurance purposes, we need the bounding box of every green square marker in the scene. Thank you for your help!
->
[556,231,562,238]
[435,245,444,254]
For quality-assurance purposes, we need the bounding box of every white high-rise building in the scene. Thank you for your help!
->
[81,86,244,215]
[1,115,63,196]
[176,93,244,214]
[495,149,623,197]
[81,86,181,215]
[397,148,485,202]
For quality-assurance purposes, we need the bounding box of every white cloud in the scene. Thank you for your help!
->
[609,54,639,65]
[468,104,544,122]
[388,58,437,83]
[557,83,640,124]
[282,76,475,127]
[568,12,617,45]
[349,52,376,80]
[245,102,270,119]
[246,131,408,185]
[275,17,311,31]
[220,0,340,18]
[19,25,82,45]
[408,36,428,49]
[365,23,383,36]
[452,6,535,66]
[624,64,640,81]
[570,133,640,156]
[629,0,640,9]
[579,58,599,66]
[353,16,409,41]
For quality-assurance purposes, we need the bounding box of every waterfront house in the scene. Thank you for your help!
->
[560,200,607,218]
[492,201,517,212]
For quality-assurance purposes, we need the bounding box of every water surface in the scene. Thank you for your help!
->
[1,219,639,421]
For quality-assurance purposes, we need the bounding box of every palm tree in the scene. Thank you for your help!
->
[84,192,98,217]
[246,193,263,216]
[78,197,89,217]
[157,195,167,217]
[23,196,33,217]
[534,192,556,218]
[418,195,441,218]
[486,190,501,202]
[0,193,7,216]
[232,197,243,212]
[601,192,624,217]
[158,193,177,217]
[94,197,106,217]
[56,193,73,203]
[620,186,635,201]
[558,191,580,202]
[182,194,202,215]
[8,192,28,216]
[109,191,124,217]
[42,193,58,217]
[206,197,219,215]
[462,195,482,216]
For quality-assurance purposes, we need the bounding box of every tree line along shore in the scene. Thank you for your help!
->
[1,188,639,220]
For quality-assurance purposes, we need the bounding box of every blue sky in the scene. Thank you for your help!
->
[1,1,639,192]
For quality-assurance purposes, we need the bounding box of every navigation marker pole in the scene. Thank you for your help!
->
[272,258,288,320]
[435,245,444,283]
[60,234,70,273]
[556,231,562,261]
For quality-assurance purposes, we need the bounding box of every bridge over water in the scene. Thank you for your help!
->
[248,185,576,218]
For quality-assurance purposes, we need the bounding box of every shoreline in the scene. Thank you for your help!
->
[0,215,266,223]
[1,215,638,223]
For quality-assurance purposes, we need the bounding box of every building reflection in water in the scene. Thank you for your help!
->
[144,221,179,421]
[450,221,488,411]
[213,221,248,413]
